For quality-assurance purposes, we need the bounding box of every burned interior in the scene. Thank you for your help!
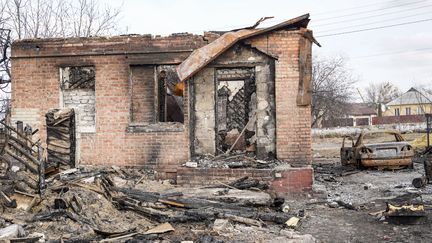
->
[192,44,276,159]
[60,66,95,90]
[216,67,256,154]
[157,66,184,123]
[130,65,184,127]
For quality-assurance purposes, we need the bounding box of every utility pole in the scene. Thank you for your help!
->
[357,88,365,103]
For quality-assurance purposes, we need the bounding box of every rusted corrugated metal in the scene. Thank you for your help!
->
[176,29,257,83]
[177,14,312,82]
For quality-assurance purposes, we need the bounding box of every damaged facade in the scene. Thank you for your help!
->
[192,44,276,158]
[10,14,316,191]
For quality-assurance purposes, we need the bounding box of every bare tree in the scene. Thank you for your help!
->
[0,1,11,98]
[364,81,400,116]
[415,83,432,97]
[0,92,10,118]
[0,28,10,117]
[68,0,121,37]
[0,28,10,118]
[311,56,356,127]
[5,0,122,39]
[0,0,122,117]
[365,81,400,105]
[5,0,24,39]
[0,28,10,84]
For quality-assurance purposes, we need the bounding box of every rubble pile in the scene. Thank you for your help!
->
[0,165,315,242]
[0,118,317,242]
[186,154,284,169]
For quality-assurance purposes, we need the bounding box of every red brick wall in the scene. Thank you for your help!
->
[270,167,313,193]
[11,35,207,172]
[177,167,313,194]
[130,66,155,123]
[11,29,313,173]
[177,168,274,185]
[245,29,312,165]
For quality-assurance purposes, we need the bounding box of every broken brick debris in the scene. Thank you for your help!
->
[0,165,303,242]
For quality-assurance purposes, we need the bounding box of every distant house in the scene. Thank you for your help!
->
[321,103,376,127]
[384,87,432,116]
[345,103,377,126]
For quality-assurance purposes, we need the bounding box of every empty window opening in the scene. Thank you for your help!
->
[157,66,184,123]
[130,65,184,125]
[60,66,96,133]
[61,66,95,90]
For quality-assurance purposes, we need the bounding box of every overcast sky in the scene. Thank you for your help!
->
[107,0,432,97]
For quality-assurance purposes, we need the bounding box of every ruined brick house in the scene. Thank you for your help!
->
[11,14,318,192]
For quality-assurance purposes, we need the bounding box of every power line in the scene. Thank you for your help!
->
[188,3,432,35]
[316,11,432,34]
[351,47,432,59]
[211,1,430,32]
[178,1,432,35]
[316,18,432,37]
[315,0,427,21]
[312,0,412,16]
[311,3,432,27]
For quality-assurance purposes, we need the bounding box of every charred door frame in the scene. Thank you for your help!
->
[214,67,256,155]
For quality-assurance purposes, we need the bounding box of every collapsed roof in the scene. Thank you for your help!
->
[176,14,318,82]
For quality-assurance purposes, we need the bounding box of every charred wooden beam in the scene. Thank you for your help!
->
[112,187,291,225]
[0,121,34,145]
[38,146,46,195]
[7,142,40,167]
[0,190,17,208]
[46,108,76,168]
[16,171,39,190]
[113,196,173,222]
[32,209,94,226]
[5,149,38,174]
[8,135,38,154]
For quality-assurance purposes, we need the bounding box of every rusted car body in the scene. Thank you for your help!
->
[341,131,414,169]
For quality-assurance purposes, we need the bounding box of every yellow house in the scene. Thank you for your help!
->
[383,87,432,116]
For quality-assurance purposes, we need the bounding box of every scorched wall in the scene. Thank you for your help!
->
[11,27,313,174]
[11,35,208,175]
[245,29,313,164]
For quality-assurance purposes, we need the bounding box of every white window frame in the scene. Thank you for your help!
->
[405,107,411,116]
[395,108,400,116]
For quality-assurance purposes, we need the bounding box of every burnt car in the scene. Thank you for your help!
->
[341,131,414,169]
